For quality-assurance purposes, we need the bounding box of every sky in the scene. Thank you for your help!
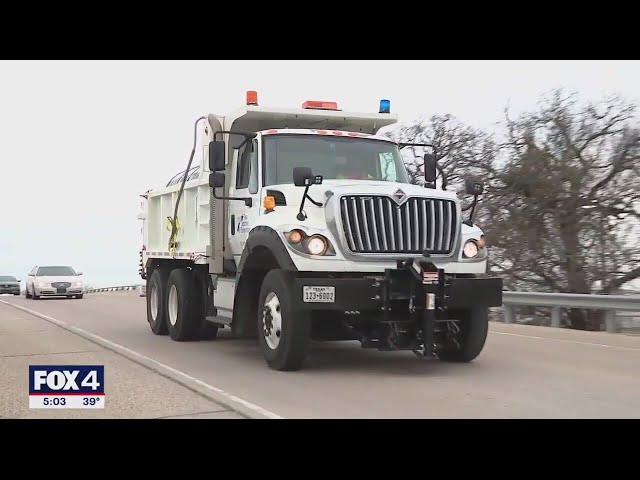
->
[1,60,639,288]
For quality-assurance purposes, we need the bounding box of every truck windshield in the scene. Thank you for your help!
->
[263,134,410,186]
[37,266,76,276]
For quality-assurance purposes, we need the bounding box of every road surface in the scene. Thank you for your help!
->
[2,292,639,418]
[0,300,242,419]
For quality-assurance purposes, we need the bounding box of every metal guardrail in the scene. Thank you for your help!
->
[85,284,640,332]
[502,291,640,333]
[86,285,142,293]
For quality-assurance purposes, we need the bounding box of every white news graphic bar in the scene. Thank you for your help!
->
[29,395,105,409]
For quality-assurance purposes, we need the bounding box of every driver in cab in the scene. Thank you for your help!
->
[335,155,374,180]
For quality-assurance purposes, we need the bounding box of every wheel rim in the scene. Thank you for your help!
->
[262,292,282,350]
[150,284,159,321]
[168,285,178,326]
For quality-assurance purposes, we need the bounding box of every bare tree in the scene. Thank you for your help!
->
[386,114,497,190]
[491,90,640,329]
[387,89,640,330]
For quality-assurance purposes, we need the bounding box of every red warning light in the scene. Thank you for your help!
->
[246,91,258,105]
[302,100,339,110]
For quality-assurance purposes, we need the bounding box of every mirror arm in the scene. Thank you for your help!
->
[463,195,479,226]
[296,186,323,221]
[214,189,252,208]
[398,142,434,149]
[212,130,256,145]
[436,164,448,190]
[212,185,252,207]
[305,190,323,207]
[296,187,309,221]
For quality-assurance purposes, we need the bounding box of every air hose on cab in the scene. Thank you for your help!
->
[167,115,207,253]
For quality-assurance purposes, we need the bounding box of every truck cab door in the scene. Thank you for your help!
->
[228,138,260,264]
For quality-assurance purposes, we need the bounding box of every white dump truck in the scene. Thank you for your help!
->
[137,92,503,371]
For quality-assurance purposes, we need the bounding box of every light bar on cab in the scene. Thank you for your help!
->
[302,100,339,110]
[379,99,390,113]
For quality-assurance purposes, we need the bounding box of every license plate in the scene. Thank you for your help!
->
[303,286,335,303]
[56,288,66,294]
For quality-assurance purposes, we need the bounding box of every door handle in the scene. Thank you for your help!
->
[230,214,235,235]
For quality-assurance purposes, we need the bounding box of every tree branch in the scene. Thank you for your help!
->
[602,266,640,293]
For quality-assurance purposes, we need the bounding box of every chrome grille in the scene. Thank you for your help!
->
[52,282,71,288]
[339,195,458,254]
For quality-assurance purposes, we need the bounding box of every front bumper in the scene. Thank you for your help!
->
[35,286,83,296]
[0,286,20,294]
[293,262,503,312]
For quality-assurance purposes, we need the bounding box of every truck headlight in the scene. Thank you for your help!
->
[307,235,328,255]
[284,230,336,256]
[463,240,479,258]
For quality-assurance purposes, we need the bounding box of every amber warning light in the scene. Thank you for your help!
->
[263,195,276,211]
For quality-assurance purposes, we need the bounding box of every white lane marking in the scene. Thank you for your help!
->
[492,331,640,352]
[1,300,283,419]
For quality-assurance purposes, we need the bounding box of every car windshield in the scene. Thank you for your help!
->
[0,276,17,282]
[37,266,76,276]
[263,134,410,186]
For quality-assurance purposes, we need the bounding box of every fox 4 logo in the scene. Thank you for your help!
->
[29,365,105,394]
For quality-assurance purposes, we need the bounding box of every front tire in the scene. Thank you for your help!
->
[258,269,311,371]
[165,268,202,341]
[147,268,170,335]
[437,306,489,363]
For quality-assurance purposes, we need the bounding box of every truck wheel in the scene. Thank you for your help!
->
[147,268,170,335]
[437,306,489,363]
[165,268,201,341]
[258,269,311,371]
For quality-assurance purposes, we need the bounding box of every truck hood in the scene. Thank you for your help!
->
[266,180,458,207]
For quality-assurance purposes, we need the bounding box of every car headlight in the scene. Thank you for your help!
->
[36,281,48,288]
[284,229,336,256]
[73,281,82,288]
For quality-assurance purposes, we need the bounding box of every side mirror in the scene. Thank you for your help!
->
[209,171,226,188]
[424,153,437,184]
[76,272,83,276]
[209,140,226,172]
[465,177,484,196]
[17,279,21,282]
[293,167,323,187]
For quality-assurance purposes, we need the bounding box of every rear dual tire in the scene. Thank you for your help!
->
[146,267,218,341]
[166,268,205,341]
[147,268,170,335]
